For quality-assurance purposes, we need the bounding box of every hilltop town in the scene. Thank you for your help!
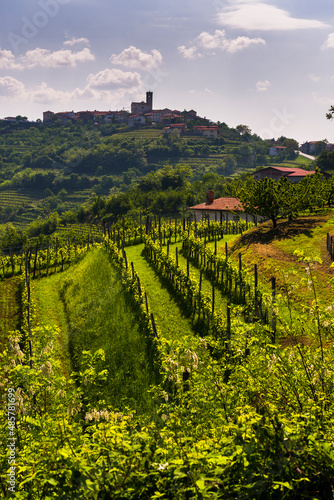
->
[41,91,221,139]
[2,91,334,152]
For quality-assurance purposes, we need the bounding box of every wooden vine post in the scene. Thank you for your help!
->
[271,277,277,342]
[25,249,33,369]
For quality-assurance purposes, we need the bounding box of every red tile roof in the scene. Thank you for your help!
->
[188,197,244,212]
[256,167,315,176]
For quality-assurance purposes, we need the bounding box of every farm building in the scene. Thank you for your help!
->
[253,166,315,183]
[188,191,257,223]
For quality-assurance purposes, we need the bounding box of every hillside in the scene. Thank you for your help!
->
[230,211,334,305]
[0,120,313,233]
[1,218,334,498]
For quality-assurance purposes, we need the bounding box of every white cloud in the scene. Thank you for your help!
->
[86,68,142,90]
[0,65,143,106]
[179,29,265,58]
[256,79,271,91]
[0,49,23,70]
[322,33,334,49]
[311,92,333,106]
[0,46,95,70]
[22,48,95,68]
[308,73,321,83]
[64,37,90,47]
[0,76,26,97]
[110,46,162,70]
[31,82,73,103]
[177,45,202,59]
[218,2,329,31]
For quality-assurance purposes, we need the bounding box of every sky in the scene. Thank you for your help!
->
[1,0,334,144]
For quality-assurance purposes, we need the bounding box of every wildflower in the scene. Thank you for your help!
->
[157,462,169,471]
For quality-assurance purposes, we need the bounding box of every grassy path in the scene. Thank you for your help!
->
[125,244,195,345]
[33,272,72,375]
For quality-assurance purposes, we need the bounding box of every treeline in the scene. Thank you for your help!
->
[2,165,334,254]
[237,169,334,227]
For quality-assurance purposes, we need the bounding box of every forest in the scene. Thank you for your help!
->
[1,120,334,498]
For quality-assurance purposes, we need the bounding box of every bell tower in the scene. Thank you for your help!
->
[146,91,153,111]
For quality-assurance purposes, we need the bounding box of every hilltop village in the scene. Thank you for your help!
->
[41,91,220,139]
[1,91,333,152]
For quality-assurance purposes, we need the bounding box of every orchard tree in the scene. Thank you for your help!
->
[237,176,301,228]
[237,177,282,228]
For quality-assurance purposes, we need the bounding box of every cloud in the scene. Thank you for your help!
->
[218,2,329,31]
[64,37,90,46]
[311,92,333,106]
[256,79,271,91]
[178,29,265,58]
[0,46,95,70]
[322,33,334,49]
[0,76,25,97]
[0,65,143,106]
[31,82,73,103]
[86,68,142,90]
[177,45,203,60]
[22,48,95,68]
[110,46,162,70]
[308,73,321,83]
[0,49,23,70]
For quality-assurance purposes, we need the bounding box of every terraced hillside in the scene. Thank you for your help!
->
[1,217,334,498]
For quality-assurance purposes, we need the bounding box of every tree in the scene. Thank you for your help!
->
[236,124,252,137]
[237,177,297,228]
[316,150,334,171]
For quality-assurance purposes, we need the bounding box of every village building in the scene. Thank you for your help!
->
[131,91,153,115]
[128,114,146,127]
[301,141,317,155]
[253,166,315,183]
[269,145,286,156]
[188,191,256,223]
[194,126,220,139]
[163,123,187,134]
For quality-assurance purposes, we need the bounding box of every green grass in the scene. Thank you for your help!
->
[274,215,334,261]
[58,247,159,414]
[33,273,72,376]
[125,244,195,344]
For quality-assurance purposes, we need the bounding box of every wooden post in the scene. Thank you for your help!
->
[123,249,128,270]
[226,304,231,340]
[33,244,38,279]
[131,262,135,280]
[225,242,228,260]
[187,257,189,278]
[25,249,33,369]
[150,313,158,337]
[271,277,277,342]
[55,239,58,273]
[212,283,215,315]
[176,247,178,268]
[144,292,149,314]
[254,263,258,315]
[167,240,169,257]
[137,276,142,296]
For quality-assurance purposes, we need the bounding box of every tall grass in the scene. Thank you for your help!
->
[60,247,159,414]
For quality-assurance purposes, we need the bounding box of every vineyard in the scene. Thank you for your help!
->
[1,215,334,499]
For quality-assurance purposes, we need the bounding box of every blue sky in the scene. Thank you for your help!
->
[1,0,334,143]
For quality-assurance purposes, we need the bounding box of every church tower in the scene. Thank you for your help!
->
[146,91,153,111]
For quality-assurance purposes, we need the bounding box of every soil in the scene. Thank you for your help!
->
[231,214,334,279]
